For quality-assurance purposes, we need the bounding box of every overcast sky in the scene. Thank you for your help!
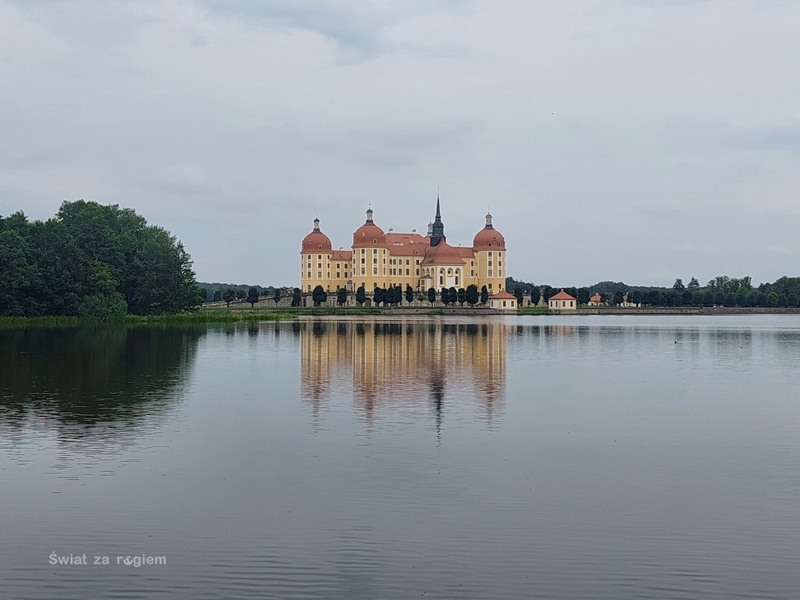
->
[2,0,799,287]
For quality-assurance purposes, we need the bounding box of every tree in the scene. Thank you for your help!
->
[457,288,466,306]
[337,287,348,306]
[374,286,385,306]
[542,286,555,302]
[530,287,540,306]
[687,277,700,291]
[273,288,281,306]
[673,278,685,291]
[235,289,246,300]
[199,288,208,303]
[213,290,222,302]
[312,285,327,306]
[613,290,624,306]
[356,285,366,306]
[466,284,479,307]
[247,287,260,307]
[513,287,524,305]
[222,289,235,308]
[449,287,457,308]
[631,290,643,305]
[441,287,450,306]
[480,285,489,305]
[427,287,437,305]
[291,287,302,307]
[405,284,414,305]
[577,287,590,305]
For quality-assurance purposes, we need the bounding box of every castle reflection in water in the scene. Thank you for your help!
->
[299,318,507,424]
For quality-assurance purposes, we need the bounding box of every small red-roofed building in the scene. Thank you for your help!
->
[548,290,577,311]
[588,293,602,306]
[488,290,518,310]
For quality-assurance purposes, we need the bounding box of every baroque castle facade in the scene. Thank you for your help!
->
[301,198,507,295]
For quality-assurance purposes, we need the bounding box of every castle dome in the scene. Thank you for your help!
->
[352,207,386,247]
[301,217,332,252]
[472,212,505,250]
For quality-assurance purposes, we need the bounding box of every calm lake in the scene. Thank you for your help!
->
[2,316,800,599]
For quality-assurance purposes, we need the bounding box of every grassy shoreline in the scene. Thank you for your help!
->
[2,305,798,328]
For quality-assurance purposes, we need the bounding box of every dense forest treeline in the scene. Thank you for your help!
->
[0,201,200,317]
[506,275,800,307]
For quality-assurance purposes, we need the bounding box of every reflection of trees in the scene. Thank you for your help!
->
[0,326,203,443]
[299,319,507,427]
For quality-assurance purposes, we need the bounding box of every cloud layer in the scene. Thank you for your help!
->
[2,0,799,286]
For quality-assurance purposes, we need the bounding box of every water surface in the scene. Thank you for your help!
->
[2,316,800,599]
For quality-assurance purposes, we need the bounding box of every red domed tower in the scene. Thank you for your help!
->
[301,217,333,292]
[351,207,388,291]
[472,211,507,292]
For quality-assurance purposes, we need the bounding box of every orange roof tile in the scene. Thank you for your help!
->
[550,291,576,301]
[490,291,516,300]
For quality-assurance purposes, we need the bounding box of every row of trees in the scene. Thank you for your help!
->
[1,201,200,317]
[306,284,494,307]
[507,275,800,308]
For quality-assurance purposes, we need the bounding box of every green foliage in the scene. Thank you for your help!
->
[0,202,200,317]
[312,285,327,306]
[457,288,466,306]
[356,285,366,306]
[530,287,540,305]
[513,287,524,305]
[337,287,348,305]
[466,284,479,307]
[222,289,235,307]
[480,285,489,305]
[427,287,437,305]
[405,284,414,304]
[247,287,260,307]
[291,288,302,307]
[273,288,282,305]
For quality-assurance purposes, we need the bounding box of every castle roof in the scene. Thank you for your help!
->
[420,240,466,265]
[385,232,430,256]
[301,218,332,252]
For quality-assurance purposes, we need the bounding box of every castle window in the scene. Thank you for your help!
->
[317,272,322,278]
[406,269,409,276]
[318,255,322,259]
[307,272,311,278]
[318,245,322,250]
[488,260,493,266]
[416,269,419,275]
[361,268,365,275]
[488,252,492,256]
[489,283,493,290]
[488,270,493,277]
[488,242,492,247]
[317,263,321,268]
[373,257,377,264]
[406,259,409,265]
[361,249,365,254]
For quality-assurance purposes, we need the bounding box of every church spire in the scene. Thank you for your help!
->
[430,193,445,247]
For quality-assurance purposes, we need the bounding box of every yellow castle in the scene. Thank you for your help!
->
[301,198,507,294]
